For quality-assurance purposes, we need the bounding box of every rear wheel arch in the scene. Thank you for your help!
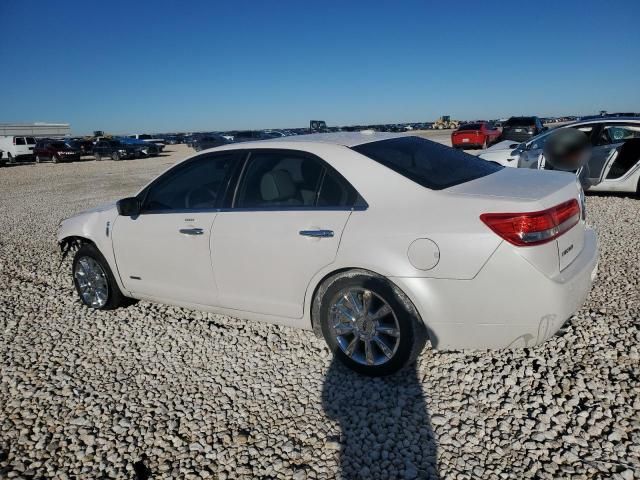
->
[309,267,435,345]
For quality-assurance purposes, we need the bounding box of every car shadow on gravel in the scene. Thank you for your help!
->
[322,360,439,479]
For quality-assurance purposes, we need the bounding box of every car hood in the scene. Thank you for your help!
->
[65,202,116,221]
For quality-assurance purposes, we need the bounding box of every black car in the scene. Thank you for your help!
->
[93,140,141,161]
[192,134,229,152]
[501,116,547,142]
[65,138,94,156]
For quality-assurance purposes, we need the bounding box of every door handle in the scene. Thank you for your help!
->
[179,227,204,236]
[299,229,334,238]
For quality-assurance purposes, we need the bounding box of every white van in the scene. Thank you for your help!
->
[0,136,36,162]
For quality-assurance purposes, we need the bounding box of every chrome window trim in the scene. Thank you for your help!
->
[136,205,368,215]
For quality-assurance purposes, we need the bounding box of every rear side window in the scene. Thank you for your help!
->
[352,136,502,190]
[317,168,358,207]
[234,150,360,209]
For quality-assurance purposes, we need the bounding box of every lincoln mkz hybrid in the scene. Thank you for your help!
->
[59,133,598,375]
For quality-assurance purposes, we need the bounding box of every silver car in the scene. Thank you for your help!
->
[479,118,640,195]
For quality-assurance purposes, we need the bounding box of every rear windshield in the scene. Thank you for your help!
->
[505,117,535,126]
[458,123,482,131]
[352,136,502,190]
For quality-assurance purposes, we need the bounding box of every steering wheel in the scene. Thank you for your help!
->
[185,185,217,209]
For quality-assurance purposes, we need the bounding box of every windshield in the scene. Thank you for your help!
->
[352,136,502,190]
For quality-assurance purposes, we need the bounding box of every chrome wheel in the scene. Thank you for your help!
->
[330,288,400,366]
[74,256,109,308]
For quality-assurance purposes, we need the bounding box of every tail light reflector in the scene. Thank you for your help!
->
[480,199,580,246]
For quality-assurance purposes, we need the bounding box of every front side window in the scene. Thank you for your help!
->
[234,150,358,209]
[15,137,26,145]
[26,137,35,145]
[143,153,236,212]
[352,136,502,190]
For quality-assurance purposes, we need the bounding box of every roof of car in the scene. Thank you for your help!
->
[262,131,413,147]
[573,116,640,124]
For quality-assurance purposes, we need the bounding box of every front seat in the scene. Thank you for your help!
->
[260,169,302,205]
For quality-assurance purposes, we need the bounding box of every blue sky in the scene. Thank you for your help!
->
[1,0,639,134]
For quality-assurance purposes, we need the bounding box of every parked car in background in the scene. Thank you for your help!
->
[33,139,81,163]
[0,136,36,163]
[128,134,166,151]
[93,140,141,161]
[117,137,161,157]
[192,134,229,152]
[500,116,546,142]
[0,149,5,166]
[65,138,94,156]
[59,132,597,376]
[479,118,640,194]
[451,122,501,149]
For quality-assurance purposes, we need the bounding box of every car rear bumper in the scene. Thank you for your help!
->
[453,142,484,149]
[391,227,598,350]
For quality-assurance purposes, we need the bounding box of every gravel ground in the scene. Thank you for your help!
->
[0,143,639,480]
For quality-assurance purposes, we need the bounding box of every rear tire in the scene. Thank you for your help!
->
[316,270,428,376]
[7,153,15,164]
[482,137,488,149]
[72,244,127,310]
[94,152,101,161]
[35,155,42,163]
[52,154,60,164]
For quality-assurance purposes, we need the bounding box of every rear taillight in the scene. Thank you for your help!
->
[480,199,580,246]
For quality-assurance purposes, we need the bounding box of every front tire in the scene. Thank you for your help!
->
[52,154,60,164]
[72,244,126,310]
[111,151,120,161]
[317,270,428,376]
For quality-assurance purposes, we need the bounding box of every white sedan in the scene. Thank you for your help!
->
[58,133,598,376]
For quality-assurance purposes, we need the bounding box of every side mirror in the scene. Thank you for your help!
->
[117,197,141,217]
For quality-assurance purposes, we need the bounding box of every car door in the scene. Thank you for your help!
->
[112,151,240,306]
[211,149,359,319]
[600,123,640,182]
[584,123,625,186]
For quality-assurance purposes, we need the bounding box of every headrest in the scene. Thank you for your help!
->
[260,170,296,201]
